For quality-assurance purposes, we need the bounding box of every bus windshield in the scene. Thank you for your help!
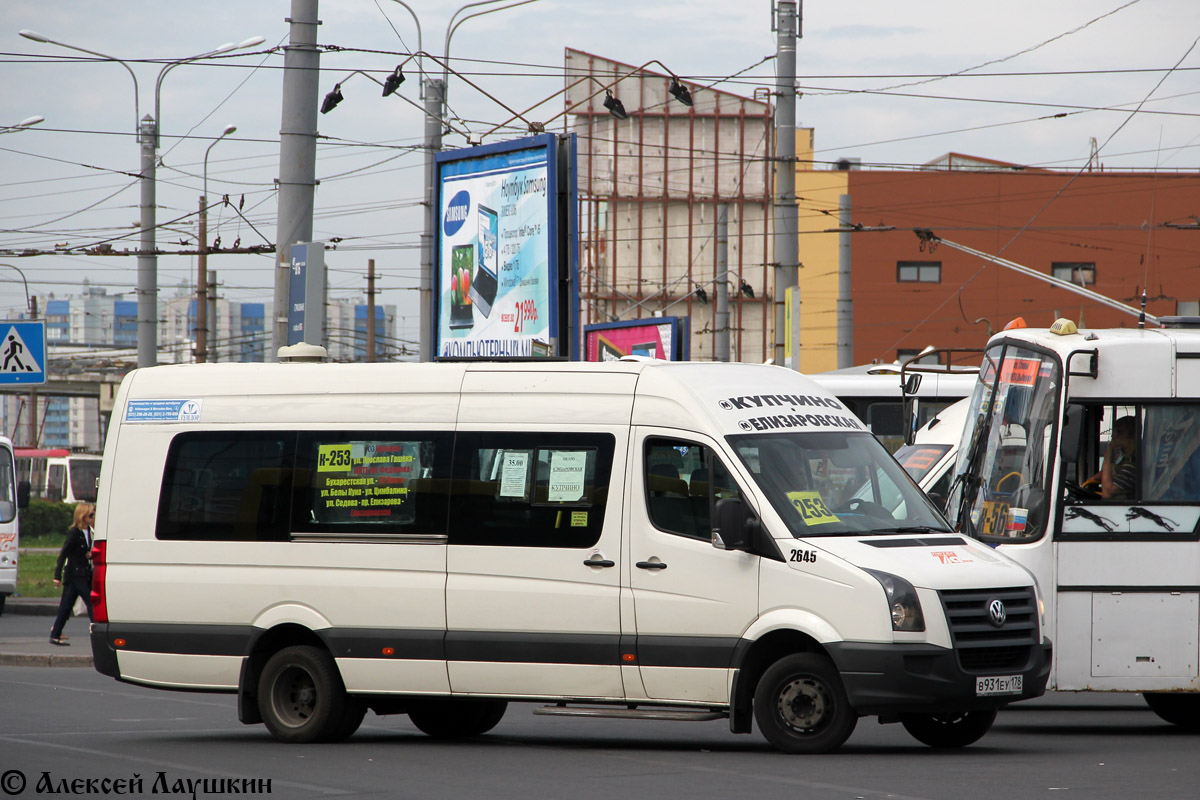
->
[727,431,950,537]
[949,344,1062,541]
[69,457,101,502]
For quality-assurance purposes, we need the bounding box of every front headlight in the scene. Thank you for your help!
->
[864,568,926,632]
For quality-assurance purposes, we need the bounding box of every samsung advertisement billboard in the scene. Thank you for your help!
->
[434,133,578,360]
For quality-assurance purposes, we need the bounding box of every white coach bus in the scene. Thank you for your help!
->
[90,356,1050,752]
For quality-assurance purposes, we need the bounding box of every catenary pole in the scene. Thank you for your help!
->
[772,1,799,369]
[273,0,322,358]
[837,193,853,368]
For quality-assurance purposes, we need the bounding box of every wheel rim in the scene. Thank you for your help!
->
[272,665,318,728]
[777,675,831,733]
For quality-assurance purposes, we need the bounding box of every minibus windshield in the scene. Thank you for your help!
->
[727,431,950,537]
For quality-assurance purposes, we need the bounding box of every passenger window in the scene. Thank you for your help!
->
[1143,405,1200,502]
[645,438,742,540]
[293,432,451,538]
[448,432,615,547]
[157,432,296,541]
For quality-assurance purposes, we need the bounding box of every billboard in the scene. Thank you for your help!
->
[583,317,689,362]
[434,133,577,359]
[287,242,326,346]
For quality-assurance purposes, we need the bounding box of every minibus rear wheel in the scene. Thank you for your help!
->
[899,708,997,748]
[407,698,508,738]
[258,645,365,743]
[1144,693,1200,730]
[753,653,857,754]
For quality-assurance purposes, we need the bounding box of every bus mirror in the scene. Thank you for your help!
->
[903,373,922,395]
[1060,404,1085,462]
[902,396,920,446]
[16,480,29,510]
[714,497,752,551]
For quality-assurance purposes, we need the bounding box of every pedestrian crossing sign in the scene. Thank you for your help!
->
[0,322,46,385]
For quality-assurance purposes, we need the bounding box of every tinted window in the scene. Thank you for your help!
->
[157,432,296,541]
[449,432,614,547]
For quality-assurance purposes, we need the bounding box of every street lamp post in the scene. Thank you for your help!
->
[19,30,264,369]
[0,263,37,448]
[197,124,238,364]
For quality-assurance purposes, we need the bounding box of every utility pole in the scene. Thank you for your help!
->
[715,204,730,362]
[207,270,218,362]
[273,0,321,359]
[138,115,158,368]
[366,258,377,362]
[772,1,800,369]
[28,296,38,448]
[836,194,853,368]
[419,79,445,362]
[196,195,208,363]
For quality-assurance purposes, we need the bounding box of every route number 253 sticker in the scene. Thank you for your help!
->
[786,490,841,527]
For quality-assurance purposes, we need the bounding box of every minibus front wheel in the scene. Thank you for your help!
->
[258,645,366,743]
[753,653,857,754]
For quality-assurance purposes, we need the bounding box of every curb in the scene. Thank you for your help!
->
[0,653,93,668]
[3,600,60,617]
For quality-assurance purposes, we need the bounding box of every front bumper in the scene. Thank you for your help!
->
[826,638,1052,716]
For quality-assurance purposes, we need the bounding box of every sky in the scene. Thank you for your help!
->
[2,0,1198,359]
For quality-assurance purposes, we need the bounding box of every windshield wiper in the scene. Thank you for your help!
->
[869,525,952,534]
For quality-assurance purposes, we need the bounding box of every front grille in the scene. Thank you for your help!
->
[938,586,1038,674]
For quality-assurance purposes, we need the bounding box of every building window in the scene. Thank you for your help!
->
[897,261,941,283]
[1051,262,1095,286]
[1177,300,1199,316]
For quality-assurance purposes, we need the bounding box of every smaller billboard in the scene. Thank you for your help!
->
[583,317,689,362]
[288,242,326,347]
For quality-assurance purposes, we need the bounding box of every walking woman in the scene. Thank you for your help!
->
[49,503,95,646]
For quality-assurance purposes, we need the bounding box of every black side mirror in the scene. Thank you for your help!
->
[902,396,921,446]
[1060,403,1085,462]
[710,496,748,554]
[16,480,29,510]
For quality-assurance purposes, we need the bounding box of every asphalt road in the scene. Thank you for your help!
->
[1,661,1198,800]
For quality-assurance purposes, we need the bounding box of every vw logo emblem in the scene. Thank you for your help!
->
[987,598,1007,627]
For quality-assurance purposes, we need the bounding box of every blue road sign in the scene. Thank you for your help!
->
[0,322,46,385]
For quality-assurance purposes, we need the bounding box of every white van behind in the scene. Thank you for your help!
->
[90,359,1050,753]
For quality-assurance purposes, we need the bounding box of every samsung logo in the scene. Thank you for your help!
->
[443,190,471,236]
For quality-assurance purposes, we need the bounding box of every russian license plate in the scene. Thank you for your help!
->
[976,675,1023,696]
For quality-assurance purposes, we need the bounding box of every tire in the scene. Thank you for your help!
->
[1144,693,1200,731]
[753,653,858,754]
[900,708,997,748]
[407,698,508,738]
[257,645,359,743]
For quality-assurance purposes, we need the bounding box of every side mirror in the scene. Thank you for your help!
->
[16,480,29,510]
[713,497,757,552]
[902,396,921,446]
[903,373,923,395]
[1060,403,1085,462]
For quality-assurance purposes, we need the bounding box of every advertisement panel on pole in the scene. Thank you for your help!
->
[583,317,689,362]
[287,242,326,346]
[435,134,571,359]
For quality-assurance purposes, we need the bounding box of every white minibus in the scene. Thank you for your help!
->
[943,317,1200,728]
[0,436,26,615]
[91,358,1050,752]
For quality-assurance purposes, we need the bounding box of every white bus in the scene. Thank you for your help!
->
[90,357,1050,752]
[944,317,1200,728]
[14,447,102,504]
[0,436,27,615]
[812,361,976,453]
